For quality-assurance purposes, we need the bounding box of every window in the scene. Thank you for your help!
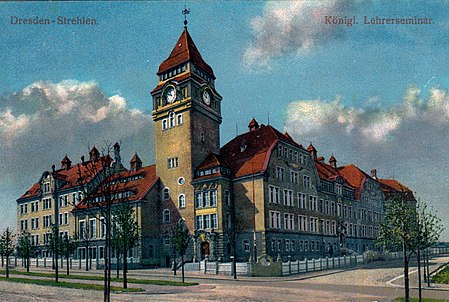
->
[196,215,203,229]
[285,239,290,252]
[100,218,106,239]
[167,157,179,169]
[169,112,175,128]
[44,182,50,193]
[79,220,85,239]
[309,196,318,211]
[291,240,295,252]
[211,213,218,229]
[243,240,250,253]
[163,187,170,200]
[89,219,96,239]
[304,241,309,252]
[290,171,298,183]
[303,175,311,188]
[162,119,168,130]
[43,198,52,210]
[163,209,170,223]
[177,114,183,125]
[271,239,276,252]
[283,189,293,206]
[210,190,217,207]
[178,194,186,208]
[200,132,205,142]
[203,191,210,207]
[284,213,294,230]
[64,212,68,225]
[204,215,211,229]
[277,239,282,251]
[298,215,308,231]
[276,167,285,180]
[195,192,203,208]
[298,192,307,209]
[59,213,63,225]
[269,185,280,204]
[309,217,318,233]
[269,211,281,228]
[278,144,284,157]
[335,184,342,195]
[43,215,52,228]
[299,240,304,251]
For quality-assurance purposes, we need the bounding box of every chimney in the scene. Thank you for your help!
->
[307,143,317,160]
[371,169,378,180]
[52,165,56,173]
[329,155,337,168]
[317,156,325,162]
[130,153,142,172]
[248,118,260,132]
[81,155,85,165]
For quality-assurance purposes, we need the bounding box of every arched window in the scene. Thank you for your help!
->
[169,112,175,128]
[178,194,186,208]
[163,209,170,223]
[163,187,170,201]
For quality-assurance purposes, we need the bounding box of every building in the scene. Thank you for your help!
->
[17,23,416,266]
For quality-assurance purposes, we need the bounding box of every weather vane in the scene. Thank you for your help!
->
[182,2,190,27]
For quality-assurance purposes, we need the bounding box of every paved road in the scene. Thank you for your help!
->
[1,256,448,301]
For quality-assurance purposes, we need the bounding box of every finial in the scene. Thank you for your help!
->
[182,3,190,28]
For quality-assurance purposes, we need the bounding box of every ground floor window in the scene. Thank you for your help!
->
[99,246,104,259]
[243,240,250,253]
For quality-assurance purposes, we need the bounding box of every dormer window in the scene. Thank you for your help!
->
[240,140,247,152]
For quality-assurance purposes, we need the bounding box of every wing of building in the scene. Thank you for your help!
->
[17,24,416,266]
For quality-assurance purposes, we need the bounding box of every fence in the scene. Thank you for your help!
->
[184,260,248,276]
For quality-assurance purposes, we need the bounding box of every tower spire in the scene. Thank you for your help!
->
[182,3,190,28]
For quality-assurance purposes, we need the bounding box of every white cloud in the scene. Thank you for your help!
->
[0,80,154,230]
[244,1,355,69]
[285,86,449,239]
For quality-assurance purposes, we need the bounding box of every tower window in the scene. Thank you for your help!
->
[200,132,205,142]
[163,209,170,223]
[167,157,179,169]
[163,188,170,201]
[162,119,168,130]
[178,194,186,208]
[177,114,183,125]
[169,112,175,128]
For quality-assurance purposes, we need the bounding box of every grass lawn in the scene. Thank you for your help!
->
[0,269,198,286]
[0,276,143,292]
[432,264,449,284]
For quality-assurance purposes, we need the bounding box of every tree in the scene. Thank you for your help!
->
[61,235,78,275]
[77,221,92,271]
[111,203,139,289]
[48,224,63,282]
[0,227,16,278]
[416,201,443,292]
[172,219,191,283]
[377,195,419,302]
[17,230,33,273]
[76,142,128,302]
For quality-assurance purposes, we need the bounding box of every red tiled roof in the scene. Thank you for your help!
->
[378,178,412,193]
[18,156,112,200]
[307,143,317,152]
[74,165,159,211]
[157,28,215,78]
[338,164,370,200]
[314,160,353,189]
[220,124,303,178]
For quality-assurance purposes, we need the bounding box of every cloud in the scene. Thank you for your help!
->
[243,1,356,69]
[0,80,153,230]
[285,86,449,239]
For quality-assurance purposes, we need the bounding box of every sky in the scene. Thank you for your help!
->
[1,1,448,239]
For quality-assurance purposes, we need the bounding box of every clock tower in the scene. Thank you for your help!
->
[151,26,222,231]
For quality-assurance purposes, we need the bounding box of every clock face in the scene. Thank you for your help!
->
[202,90,211,106]
[165,87,176,104]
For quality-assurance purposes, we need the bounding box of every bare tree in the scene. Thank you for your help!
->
[0,227,16,278]
[61,235,78,275]
[172,219,191,283]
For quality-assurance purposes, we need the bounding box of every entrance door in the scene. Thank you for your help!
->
[201,242,210,260]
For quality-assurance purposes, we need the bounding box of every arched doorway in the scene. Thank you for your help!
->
[201,241,210,260]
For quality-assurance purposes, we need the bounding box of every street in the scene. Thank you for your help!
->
[0,256,448,301]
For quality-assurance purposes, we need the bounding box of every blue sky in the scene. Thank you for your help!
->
[1,1,449,239]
